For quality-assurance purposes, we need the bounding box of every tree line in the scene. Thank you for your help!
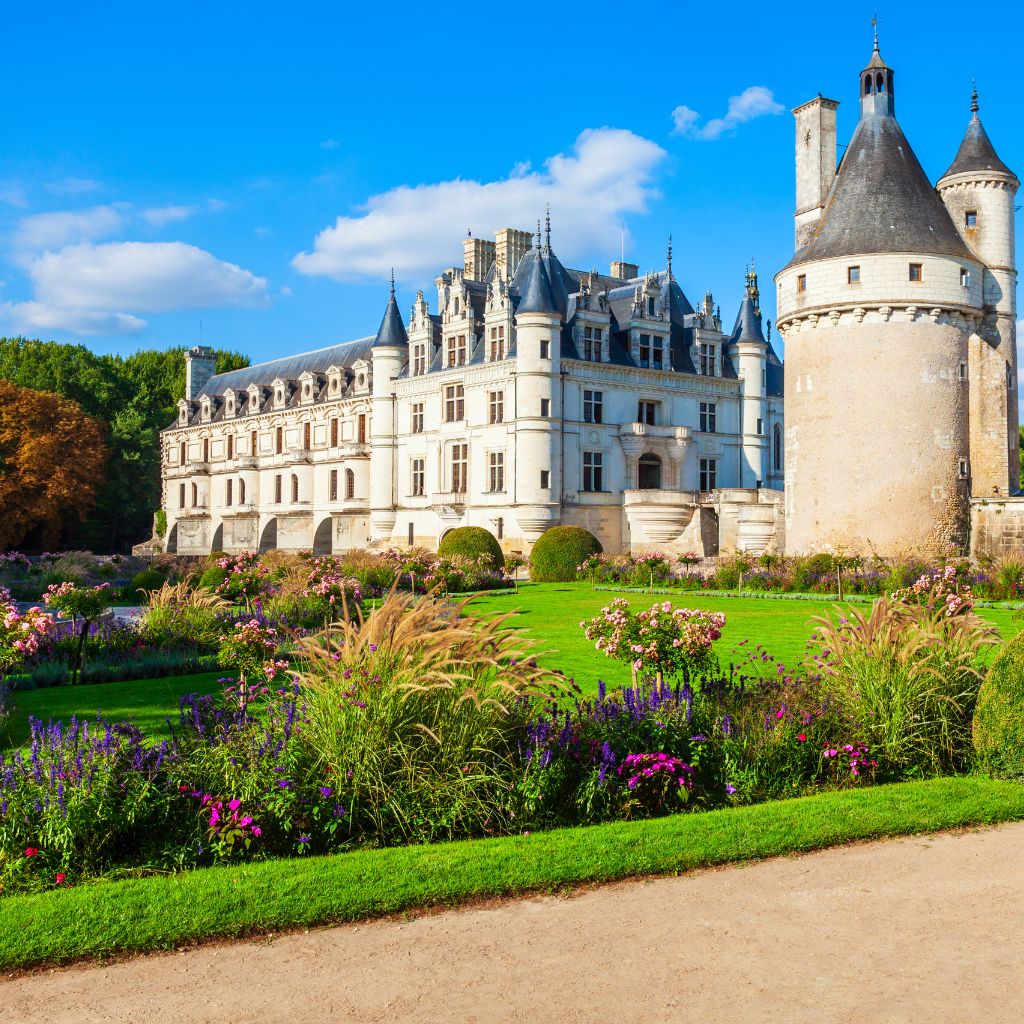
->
[0,337,247,553]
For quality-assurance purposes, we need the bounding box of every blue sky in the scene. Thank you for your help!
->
[1,1,1019,377]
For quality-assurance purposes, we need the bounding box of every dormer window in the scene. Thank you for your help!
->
[847,266,860,284]
[413,343,427,376]
[303,384,311,398]
[453,297,460,316]
[489,325,505,361]
[647,296,656,316]
[965,210,977,229]
[700,343,717,377]
[446,335,467,368]
[582,325,602,361]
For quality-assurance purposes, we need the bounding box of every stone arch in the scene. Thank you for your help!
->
[313,517,333,556]
[211,523,224,554]
[259,518,278,553]
[638,452,662,490]
[166,524,178,554]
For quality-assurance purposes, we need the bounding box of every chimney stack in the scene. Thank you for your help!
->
[793,96,839,250]
[185,346,216,400]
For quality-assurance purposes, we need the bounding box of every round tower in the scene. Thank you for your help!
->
[729,266,769,488]
[936,87,1020,496]
[775,40,983,554]
[511,228,562,542]
[369,272,408,543]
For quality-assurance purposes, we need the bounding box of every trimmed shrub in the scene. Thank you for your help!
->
[529,526,602,582]
[437,526,504,570]
[129,569,165,601]
[973,631,1024,778]
[198,565,228,593]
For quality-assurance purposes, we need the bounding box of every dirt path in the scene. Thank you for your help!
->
[4,823,1023,1024]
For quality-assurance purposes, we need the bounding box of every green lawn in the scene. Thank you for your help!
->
[469,583,1024,693]
[1,672,223,749]
[2,776,1022,970]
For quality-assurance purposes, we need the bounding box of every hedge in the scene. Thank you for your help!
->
[974,629,1024,778]
[437,526,504,569]
[529,526,602,582]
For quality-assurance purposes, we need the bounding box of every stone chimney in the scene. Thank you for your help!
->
[463,235,496,281]
[185,345,216,400]
[610,260,639,281]
[494,228,533,279]
[793,96,840,250]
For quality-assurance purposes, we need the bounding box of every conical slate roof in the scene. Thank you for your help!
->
[372,278,408,349]
[730,293,766,346]
[789,113,972,267]
[941,111,1015,181]
[516,248,559,315]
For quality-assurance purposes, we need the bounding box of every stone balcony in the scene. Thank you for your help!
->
[622,489,698,544]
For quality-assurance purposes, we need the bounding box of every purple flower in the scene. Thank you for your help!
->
[298,834,311,844]
[319,786,332,798]
[725,784,737,795]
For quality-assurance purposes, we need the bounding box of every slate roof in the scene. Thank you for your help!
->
[941,111,1016,181]
[372,287,409,349]
[196,338,374,397]
[515,248,560,314]
[787,109,973,268]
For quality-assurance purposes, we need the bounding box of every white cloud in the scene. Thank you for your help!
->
[672,86,784,140]
[29,241,268,314]
[142,205,198,227]
[292,127,666,282]
[0,301,146,336]
[0,185,27,208]
[320,139,340,150]
[207,198,228,212]
[45,177,102,196]
[13,205,124,252]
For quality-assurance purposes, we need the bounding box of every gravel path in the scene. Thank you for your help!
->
[4,822,1023,1023]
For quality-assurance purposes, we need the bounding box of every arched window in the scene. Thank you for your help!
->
[876,72,884,92]
[345,468,355,499]
[773,424,782,472]
[291,474,299,502]
[239,479,246,504]
[637,453,662,490]
[191,482,198,507]
[863,75,872,96]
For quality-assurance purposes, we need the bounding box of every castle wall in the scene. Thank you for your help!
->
[970,498,1024,558]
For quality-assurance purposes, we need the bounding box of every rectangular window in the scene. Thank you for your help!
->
[647,296,656,316]
[797,274,807,293]
[303,422,311,450]
[447,334,467,367]
[274,474,282,503]
[909,263,923,282]
[540,339,550,359]
[960,268,970,287]
[202,438,209,462]
[488,391,504,424]
[358,414,367,443]
[757,417,764,435]
[637,401,657,425]
[226,479,233,505]
[699,457,717,492]
[179,441,186,464]
[444,384,465,422]
[583,325,602,361]
[583,389,603,424]
[408,522,415,546]
[699,401,717,433]
[179,482,185,508]
[700,344,716,377]
[413,343,427,376]
[958,457,969,479]
[965,210,977,228]
[540,469,550,489]
[540,398,551,417]
[411,458,425,496]
[651,335,663,369]
[489,325,505,361]
[488,451,505,492]
[329,469,338,501]
[275,427,283,454]
[250,430,257,456]
[496,517,503,540]
[450,444,468,493]
[291,474,299,502]
[227,435,234,459]
[848,265,860,284]
[583,451,603,492]
[639,333,651,368]
[330,418,339,447]
[959,362,968,382]
[411,402,424,433]
[345,469,355,499]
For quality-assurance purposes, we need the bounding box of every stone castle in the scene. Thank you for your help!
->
[157,38,1020,559]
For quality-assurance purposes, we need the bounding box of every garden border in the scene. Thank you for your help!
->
[2,776,1022,971]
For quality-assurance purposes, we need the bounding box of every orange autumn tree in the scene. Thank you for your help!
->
[0,380,109,550]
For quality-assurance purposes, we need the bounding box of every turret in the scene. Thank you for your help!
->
[729,266,769,489]
[369,271,408,542]
[512,223,563,540]
[859,30,895,119]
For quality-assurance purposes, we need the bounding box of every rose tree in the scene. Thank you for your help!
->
[42,582,111,686]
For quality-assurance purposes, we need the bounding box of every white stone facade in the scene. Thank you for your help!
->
[160,232,785,558]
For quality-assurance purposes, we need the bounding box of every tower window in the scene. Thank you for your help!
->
[540,339,550,359]
[960,268,971,288]
[540,469,550,489]
[959,362,968,382]
[540,398,550,417]
[958,458,969,480]
[757,418,764,435]
[847,266,860,284]
[797,275,807,293]
[965,210,977,229]
[909,263,923,282]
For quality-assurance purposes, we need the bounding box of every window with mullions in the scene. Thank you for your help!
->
[699,457,717,492]
[582,451,603,492]
[488,451,505,492]
[583,389,603,424]
[450,444,468,493]
[699,401,717,433]
[444,384,465,422]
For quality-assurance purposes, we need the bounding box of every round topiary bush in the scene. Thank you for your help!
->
[436,527,504,570]
[129,568,165,601]
[973,631,1024,778]
[529,525,602,582]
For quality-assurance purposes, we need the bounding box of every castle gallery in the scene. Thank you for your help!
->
[160,42,1020,559]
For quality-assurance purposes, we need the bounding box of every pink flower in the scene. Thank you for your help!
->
[797,733,807,742]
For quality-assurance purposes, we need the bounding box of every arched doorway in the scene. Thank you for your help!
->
[211,523,224,554]
[313,517,333,555]
[259,518,278,553]
[638,453,662,489]
[166,524,178,554]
